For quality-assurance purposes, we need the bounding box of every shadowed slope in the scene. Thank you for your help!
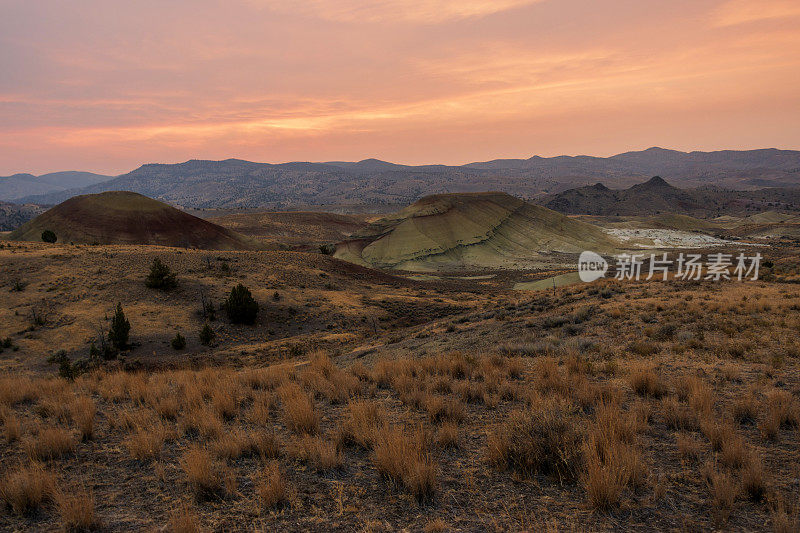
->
[335,192,619,270]
[8,191,260,250]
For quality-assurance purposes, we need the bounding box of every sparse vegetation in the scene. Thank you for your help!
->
[171,332,187,350]
[41,229,57,243]
[0,238,796,530]
[199,323,215,346]
[108,303,130,351]
[145,257,178,290]
[224,284,259,324]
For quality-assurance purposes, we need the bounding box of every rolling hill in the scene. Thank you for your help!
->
[540,176,800,216]
[0,171,113,201]
[334,192,619,271]
[206,211,370,248]
[7,191,260,250]
[15,148,800,209]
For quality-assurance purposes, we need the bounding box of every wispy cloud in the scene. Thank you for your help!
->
[713,0,800,26]
[252,0,542,23]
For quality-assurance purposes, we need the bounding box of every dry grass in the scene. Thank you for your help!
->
[741,456,766,502]
[434,421,459,449]
[627,364,667,398]
[126,423,168,460]
[288,435,343,472]
[180,445,234,500]
[731,390,759,425]
[54,486,100,531]
[583,402,646,510]
[278,382,319,435]
[486,399,583,482]
[69,396,96,441]
[167,503,203,533]
[247,390,276,425]
[211,382,240,420]
[24,427,75,460]
[0,463,56,515]
[373,425,437,502]
[661,396,698,430]
[1,408,21,443]
[212,429,282,461]
[705,467,738,526]
[0,376,38,406]
[680,375,714,416]
[760,389,800,440]
[301,353,361,404]
[182,405,224,440]
[256,461,290,510]
[676,432,702,461]
[341,400,386,449]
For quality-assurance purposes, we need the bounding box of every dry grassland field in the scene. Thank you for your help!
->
[1,234,800,532]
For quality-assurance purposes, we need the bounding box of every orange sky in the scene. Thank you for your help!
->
[1,0,799,175]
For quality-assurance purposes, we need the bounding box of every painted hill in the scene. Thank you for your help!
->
[334,192,619,271]
[7,191,260,250]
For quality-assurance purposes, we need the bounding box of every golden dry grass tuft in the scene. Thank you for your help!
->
[0,463,56,515]
[341,400,386,449]
[583,402,646,510]
[288,435,343,472]
[24,427,75,460]
[627,364,667,398]
[486,399,583,482]
[373,424,437,502]
[167,503,203,533]
[256,461,290,510]
[54,486,100,531]
[69,396,96,441]
[278,382,319,435]
[180,445,235,500]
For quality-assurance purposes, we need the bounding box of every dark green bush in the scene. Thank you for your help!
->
[199,323,216,346]
[108,303,130,350]
[41,230,57,243]
[145,258,177,290]
[171,333,186,350]
[224,284,259,324]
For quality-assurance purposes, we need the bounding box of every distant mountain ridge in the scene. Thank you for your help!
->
[14,147,800,209]
[0,171,114,201]
[539,176,800,216]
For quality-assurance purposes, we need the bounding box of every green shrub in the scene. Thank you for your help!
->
[41,230,57,243]
[171,333,186,350]
[145,258,177,290]
[108,303,130,351]
[224,284,259,325]
[199,323,216,346]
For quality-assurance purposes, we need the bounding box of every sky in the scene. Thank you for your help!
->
[1,0,799,175]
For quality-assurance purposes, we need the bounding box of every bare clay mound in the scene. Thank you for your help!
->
[335,192,620,271]
[7,191,261,250]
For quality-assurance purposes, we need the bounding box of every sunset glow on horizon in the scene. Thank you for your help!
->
[1,0,799,175]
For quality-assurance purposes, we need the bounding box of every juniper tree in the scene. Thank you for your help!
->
[108,303,130,350]
[224,284,259,324]
[145,257,177,290]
